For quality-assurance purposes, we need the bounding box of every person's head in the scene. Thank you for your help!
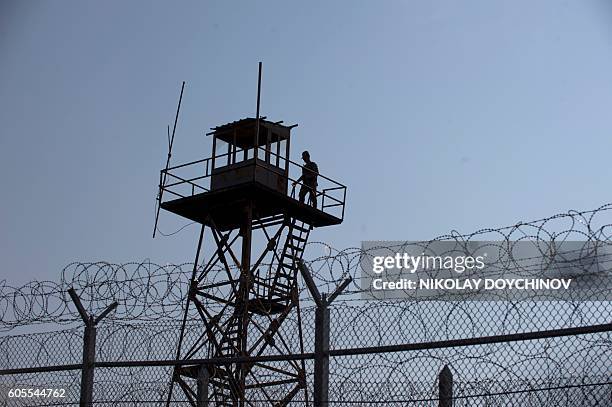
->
[301,150,310,163]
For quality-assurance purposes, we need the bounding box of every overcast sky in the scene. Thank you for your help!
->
[2,1,612,284]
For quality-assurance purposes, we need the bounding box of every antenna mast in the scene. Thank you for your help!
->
[254,62,262,158]
[153,81,186,238]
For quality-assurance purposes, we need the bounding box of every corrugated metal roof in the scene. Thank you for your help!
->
[206,116,297,135]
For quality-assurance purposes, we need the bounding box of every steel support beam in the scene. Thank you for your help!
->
[196,365,210,407]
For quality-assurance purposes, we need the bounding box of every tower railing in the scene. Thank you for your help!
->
[158,148,347,220]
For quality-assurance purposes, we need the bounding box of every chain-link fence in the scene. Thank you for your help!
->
[1,204,612,405]
[1,317,609,405]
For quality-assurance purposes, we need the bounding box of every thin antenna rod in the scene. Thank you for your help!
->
[167,124,171,150]
[255,62,262,158]
[169,81,186,158]
[153,81,186,238]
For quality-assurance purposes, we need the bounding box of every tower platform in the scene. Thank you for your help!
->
[160,182,342,231]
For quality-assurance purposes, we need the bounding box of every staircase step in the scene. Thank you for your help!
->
[284,254,301,263]
[275,282,293,289]
[286,243,304,252]
[291,223,310,233]
[290,234,307,243]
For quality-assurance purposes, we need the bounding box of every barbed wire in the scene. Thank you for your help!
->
[1,203,612,332]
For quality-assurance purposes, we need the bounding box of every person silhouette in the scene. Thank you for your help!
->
[293,150,318,207]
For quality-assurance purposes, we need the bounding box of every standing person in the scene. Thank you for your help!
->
[293,150,319,207]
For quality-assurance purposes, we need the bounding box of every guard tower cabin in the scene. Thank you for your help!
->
[159,117,346,231]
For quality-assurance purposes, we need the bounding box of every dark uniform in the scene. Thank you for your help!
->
[299,161,319,207]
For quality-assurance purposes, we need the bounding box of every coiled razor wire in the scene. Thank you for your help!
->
[2,203,612,331]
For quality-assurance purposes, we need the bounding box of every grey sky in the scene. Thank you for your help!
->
[2,1,612,285]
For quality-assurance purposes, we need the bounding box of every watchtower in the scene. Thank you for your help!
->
[156,72,346,406]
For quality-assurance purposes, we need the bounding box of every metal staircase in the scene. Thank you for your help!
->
[270,219,311,300]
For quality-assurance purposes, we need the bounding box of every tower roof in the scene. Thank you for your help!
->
[206,117,295,149]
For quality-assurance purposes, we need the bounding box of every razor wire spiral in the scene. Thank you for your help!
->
[1,203,612,331]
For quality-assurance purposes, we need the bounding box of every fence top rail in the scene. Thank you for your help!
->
[2,322,609,376]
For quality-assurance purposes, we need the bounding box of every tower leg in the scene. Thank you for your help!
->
[196,365,209,407]
[167,224,206,407]
[238,203,253,405]
[169,213,311,405]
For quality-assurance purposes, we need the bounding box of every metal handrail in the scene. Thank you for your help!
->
[321,186,345,192]
[255,146,346,188]
[261,162,345,213]
[321,193,343,205]
[165,156,212,172]
[160,150,346,219]
[161,173,209,191]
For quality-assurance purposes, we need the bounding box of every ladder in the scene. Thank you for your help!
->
[269,218,311,300]
[209,370,237,406]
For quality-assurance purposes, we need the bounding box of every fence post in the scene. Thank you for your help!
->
[298,260,352,407]
[438,364,453,407]
[68,288,118,407]
[196,365,210,407]
[314,295,330,407]
[81,317,96,406]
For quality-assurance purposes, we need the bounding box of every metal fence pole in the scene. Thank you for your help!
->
[314,297,330,407]
[80,317,96,406]
[298,260,351,407]
[438,364,453,407]
[68,288,118,407]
